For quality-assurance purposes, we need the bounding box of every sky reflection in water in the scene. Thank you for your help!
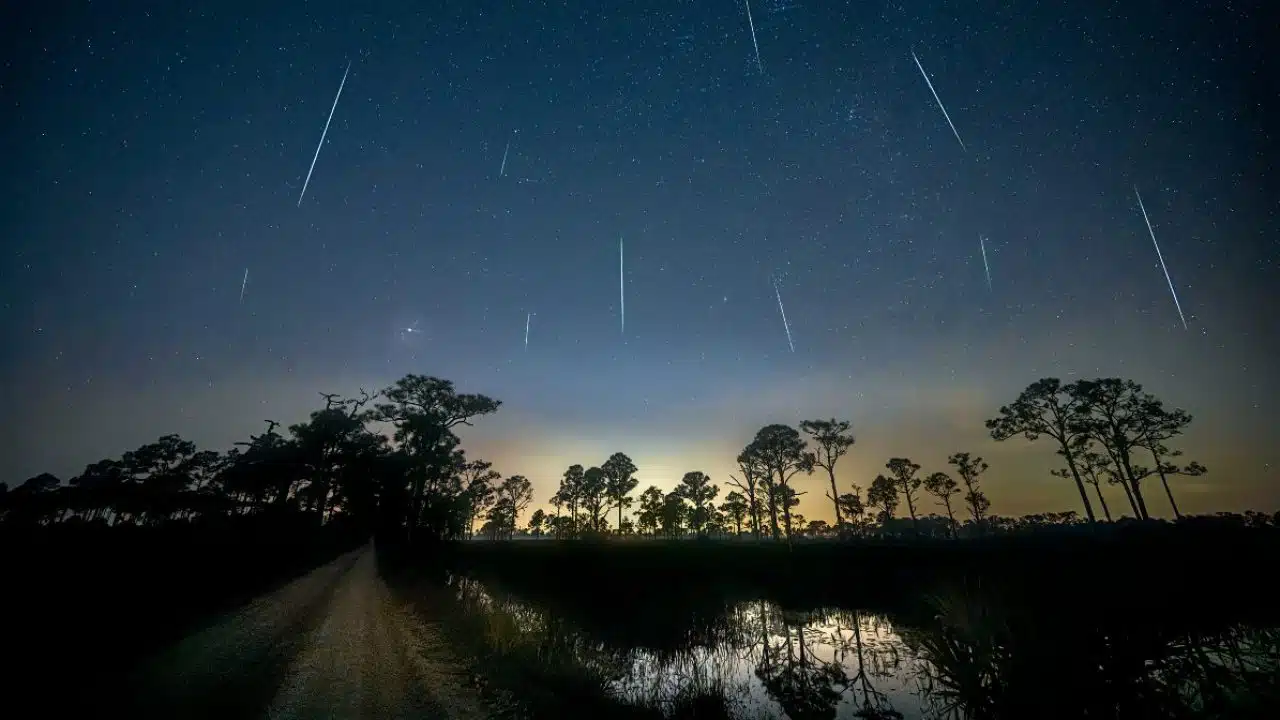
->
[451,576,1279,719]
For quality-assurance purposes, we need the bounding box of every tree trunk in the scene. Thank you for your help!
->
[1116,448,1149,519]
[1150,449,1183,519]
[749,492,761,539]
[1091,483,1113,522]
[766,486,781,541]
[943,499,956,538]
[1130,477,1151,519]
[826,468,842,527]
[960,477,985,534]
[1158,471,1181,519]
[902,486,920,536]
[1060,446,1098,523]
[1115,476,1139,517]
[781,494,794,547]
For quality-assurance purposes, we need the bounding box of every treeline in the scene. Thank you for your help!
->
[523,376,1269,541]
[3,374,1271,543]
[0,374,512,543]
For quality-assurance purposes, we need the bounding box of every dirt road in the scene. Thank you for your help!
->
[125,544,488,719]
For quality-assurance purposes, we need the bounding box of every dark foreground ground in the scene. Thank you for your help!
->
[6,537,488,719]
[5,520,1277,719]
[2,519,489,719]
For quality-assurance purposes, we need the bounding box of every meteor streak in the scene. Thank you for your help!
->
[979,236,992,291]
[239,268,249,303]
[1134,187,1188,330]
[297,61,351,207]
[743,0,763,74]
[773,278,794,353]
[500,137,511,177]
[524,312,532,349]
[910,50,966,152]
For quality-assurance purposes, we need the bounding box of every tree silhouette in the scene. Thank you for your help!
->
[986,378,1097,522]
[7,472,62,525]
[885,458,923,535]
[2,373,507,539]
[744,425,815,544]
[1133,399,1203,519]
[922,471,960,537]
[677,471,719,537]
[554,464,585,537]
[601,452,639,536]
[459,459,501,538]
[947,452,991,530]
[1071,378,1183,520]
[720,491,749,535]
[800,419,856,529]
[579,466,608,533]
[492,475,532,539]
[637,485,664,536]
[373,375,501,540]
[836,488,866,536]
[776,485,805,539]
[728,450,767,539]
[1065,447,1116,521]
[866,475,898,527]
[659,490,688,538]
[527,508,546,537]
[1151,449,1206,520]
[229,420,298,512]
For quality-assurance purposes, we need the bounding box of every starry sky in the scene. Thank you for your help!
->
[2,1,1277,520]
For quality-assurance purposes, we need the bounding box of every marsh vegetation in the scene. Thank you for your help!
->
[390,533,1280,719]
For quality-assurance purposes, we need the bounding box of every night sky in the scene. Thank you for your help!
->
[3,1,1277,519]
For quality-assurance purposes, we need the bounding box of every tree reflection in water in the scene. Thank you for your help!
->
[443,576,1279,719]
[900,581,1280,719]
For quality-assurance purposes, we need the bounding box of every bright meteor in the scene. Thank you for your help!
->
[1134,187,1188,330]
[297,61,351,207]
[773,277,795,353]
[910,49,966,152]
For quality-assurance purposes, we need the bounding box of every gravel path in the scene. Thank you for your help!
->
[128,543,488,720]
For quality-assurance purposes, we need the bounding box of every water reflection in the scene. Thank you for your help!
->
[447,575,1279,719]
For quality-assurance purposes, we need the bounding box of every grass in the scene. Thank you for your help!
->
[380,542,741,719]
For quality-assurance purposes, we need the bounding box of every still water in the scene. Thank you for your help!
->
[449,575,1279,719]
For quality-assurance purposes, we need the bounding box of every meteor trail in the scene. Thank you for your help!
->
[1134,187,1189,330]
[773,278,794,353]
[742,0,763,74]
[910,50,965,152]
[524,312,532,350]
[500,137,511,177]
[619,237,625,336]
[239,268,249,303]
[979,236,992,291]
[297,61,351,207]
